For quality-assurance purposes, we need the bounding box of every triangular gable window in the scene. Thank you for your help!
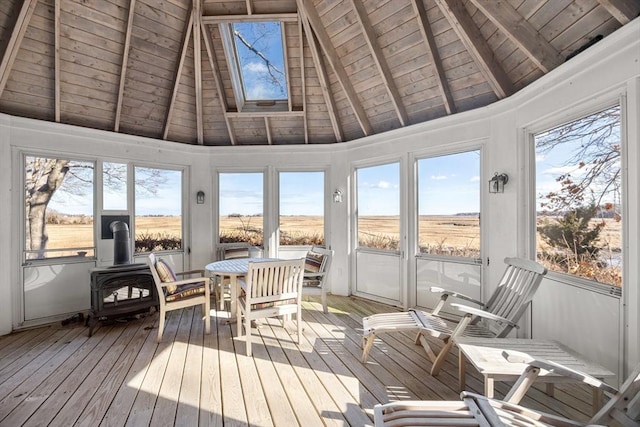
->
[221,21,288,111]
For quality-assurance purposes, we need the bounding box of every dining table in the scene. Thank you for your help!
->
[204,257,279,321]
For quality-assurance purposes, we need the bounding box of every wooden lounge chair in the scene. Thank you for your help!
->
[237,258,305,356]
[374,356,640,426]
[361,257,547,375]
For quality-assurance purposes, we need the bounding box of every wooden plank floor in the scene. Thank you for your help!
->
[0,295,597,426]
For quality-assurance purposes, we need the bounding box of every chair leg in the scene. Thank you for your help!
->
[321,288,327,313]
[429,337,456,376]
[157,310,166,343]
[296,308,302,344]
[203,301,211,334]
[245,316,252,356]
[362,333,376,363]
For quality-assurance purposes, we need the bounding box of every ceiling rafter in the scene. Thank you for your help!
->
[0,0,38,97]
[193,0,204,144]
[298,0,373,136]
[201,24,236,145]
[434,0,514,98]
[114,0,136,132]
[163,9,193,141]
[54,0,60,122]
[299,19,308,144]
[412,0,456,115]
[350,0,409,126]
[597,0,640,25]
[469,0,563,73]
[298,3,343,143]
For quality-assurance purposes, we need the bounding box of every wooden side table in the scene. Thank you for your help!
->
[455,337,615,413]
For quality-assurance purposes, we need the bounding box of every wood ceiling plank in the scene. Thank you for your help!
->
[597,0,640,25]
[469,0,563,73]
[194,0,203,144]
[298,0,372,136]
[0,0,39,97]
[434,0,514,98]
[412,0,456,114]
[298,19,308,143]
[54,0,59,121]
[351,0,408,126]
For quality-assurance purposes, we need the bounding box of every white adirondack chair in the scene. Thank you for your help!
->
[361,257,547,375]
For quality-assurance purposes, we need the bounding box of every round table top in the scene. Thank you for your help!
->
[204,257,279,275]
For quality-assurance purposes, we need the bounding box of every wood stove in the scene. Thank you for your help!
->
[87,263,158,336]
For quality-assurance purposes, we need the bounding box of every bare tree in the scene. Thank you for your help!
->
[536,105,621,216]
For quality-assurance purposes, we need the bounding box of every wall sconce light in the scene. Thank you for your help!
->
[196,190,205,204]
[333,189,343,203]
[488,172,509,193]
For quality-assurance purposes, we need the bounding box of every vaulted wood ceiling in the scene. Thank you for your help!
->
[0,0,637,146]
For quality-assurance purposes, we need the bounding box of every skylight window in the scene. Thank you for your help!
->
[221,21,289,110]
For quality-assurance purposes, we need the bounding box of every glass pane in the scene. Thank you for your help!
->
[103,162,127,210]
[417,151,480,258]
[24,156,95,260]
[219,172,264,246]
[279,171,324,246]
[357,163,400,250]
[134,167,183,252]
[232,21,287,101]
[534,105,622,287]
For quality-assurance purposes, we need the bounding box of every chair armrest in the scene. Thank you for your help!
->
[450,303,519,329]
[502,351,618,395]
[429,287,483,306]
[163,276,209,288]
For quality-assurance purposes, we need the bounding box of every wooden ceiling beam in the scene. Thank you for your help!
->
[597,0,640,25]
[194,0,204,144]
[434,0,513,98]
[54,0,60,122]
[412,0,456,115]
[299,19,308,143]
[201,24,236,145]
[114,0,136,132]
[351,0,409,126]
[0,0,39,97]
[163,9,193,141]
[298,0,373,136]
[202,14,299,24]
[298,3,343,142]
[469,0,563,73]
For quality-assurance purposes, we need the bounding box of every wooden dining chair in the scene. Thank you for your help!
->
[214,242,252,310]
[302,246,334,313]
[236,258,305,356]
[147,253,211,342]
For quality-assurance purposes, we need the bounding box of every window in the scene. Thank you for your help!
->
[417,151,480,259]
[220,21,288,111]
[134,167,183,252]
[534,105,622,287]
[279,171,324,246]
[24,156,95,260]
[219,172,264,246]
[102,162,127,211]
[356,163,400,250]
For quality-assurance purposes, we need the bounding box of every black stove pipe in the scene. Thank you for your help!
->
[110,221,131,265]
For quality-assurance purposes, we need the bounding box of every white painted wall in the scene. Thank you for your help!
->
[0,16,638,381]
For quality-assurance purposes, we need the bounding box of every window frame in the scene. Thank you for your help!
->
[526,100,625,296]
[219,20,290,113]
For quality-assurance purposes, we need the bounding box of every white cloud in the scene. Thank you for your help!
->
[470,176,480,182]
[244,61,268,73]
[431,175,448,180]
